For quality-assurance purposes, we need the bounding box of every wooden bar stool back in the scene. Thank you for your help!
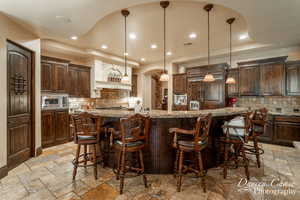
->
[72,113,101,180]
[114,114,150,194]
[246,108,268,168]
[221,111,253,180]
[169,113,212,192]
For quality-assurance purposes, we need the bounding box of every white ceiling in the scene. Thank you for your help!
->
[1,0,300,64]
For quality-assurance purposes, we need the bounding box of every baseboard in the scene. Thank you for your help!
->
[0,165,8,179]
[36,146,43,156]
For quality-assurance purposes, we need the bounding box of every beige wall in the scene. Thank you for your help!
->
[0,13,41,168]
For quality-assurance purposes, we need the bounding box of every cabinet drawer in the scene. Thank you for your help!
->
[274,116,300,123]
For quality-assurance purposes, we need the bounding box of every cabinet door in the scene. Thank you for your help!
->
[55,110,69,144]
[286,64,300,96]
[53,64,68,93]
[41,110,56,147]
[187,81,201,101]
[78,69,90,98]
[41,62,53,91]
[239,66,260,96]
[131,74,138,97]
[173,74,187,94]
[227,69,239,97]
[202,80,224,109]
[274,122,300,146]
[68,67,79,97]
[260,63,284,96]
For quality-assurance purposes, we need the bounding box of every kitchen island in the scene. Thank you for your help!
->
[84,107,248,173]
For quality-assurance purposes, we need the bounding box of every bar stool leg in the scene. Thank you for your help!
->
[223,143,229,179]
[84,145,87,168]
[197,151,206,193]
[119,149,126,194]
[116,150,122,180]
[138,150,147,188]
[241,145,250,180]
[253,136,261,168]
[73,144,81,180]
[93,144,98,180]
[174,149,179,177]
[177,150,184,192]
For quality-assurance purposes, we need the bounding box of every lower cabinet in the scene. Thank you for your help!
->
[258,114,300,146]
[42,109,70,148]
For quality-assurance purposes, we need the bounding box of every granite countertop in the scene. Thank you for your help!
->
[80,107,248,119]
[268,111,300,117]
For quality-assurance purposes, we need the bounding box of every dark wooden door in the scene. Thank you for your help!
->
[227,68,239,97]
[7,41,33,169]
[239,65,260,96]
[53,64,67,93]
[41,62,52,91]
[55,110,69,144]
[41,110,56,147]
[260,63,284,96]
[286,61,300,96]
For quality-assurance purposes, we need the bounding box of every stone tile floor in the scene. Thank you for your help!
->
[0,142,299,200]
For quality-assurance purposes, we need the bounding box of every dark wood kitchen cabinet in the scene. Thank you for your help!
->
[131,74,138,97]
[68,64,91,98]
[187,80,201,103]
[41,56,69,93]
[173,74,187,94]
[260,62,285,96]
[239,65,260,96]
[226,68,239,97]
[202,79,225,109]
[41,109,69,148]
[274,116,300,146]
[258,114,274,143]
[286,61,300,96]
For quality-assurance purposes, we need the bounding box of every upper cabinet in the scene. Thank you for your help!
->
[226,68,239,97]
[131,74,138,97]
[238,56,287,96]
[286,61,300,96]
[239,65,260,96]
[260,62,285,96]
[68,64,91,98]
[41,56,69,93]
[173,74,187,94]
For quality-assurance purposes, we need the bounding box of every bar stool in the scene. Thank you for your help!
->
[245,108,268,168]
[169,113,212,192]
[112,114,150,194]
[221,112,253,180]
[72,113,102,180]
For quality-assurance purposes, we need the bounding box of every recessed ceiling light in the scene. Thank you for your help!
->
[239,34,249,40]
[101,44,108,49]
[70,36,78,40]
[166,51,172,56]
[129,33,137,40]
[141,58,145,62]
[189,33,197,39]
[151,44,157,49]
[124,52,129,56]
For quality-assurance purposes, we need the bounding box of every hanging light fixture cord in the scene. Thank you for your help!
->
[124,13,127,76]
[208,8,210,66]
[163,5,166,73]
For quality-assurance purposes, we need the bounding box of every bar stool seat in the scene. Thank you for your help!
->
[78,135,97,142]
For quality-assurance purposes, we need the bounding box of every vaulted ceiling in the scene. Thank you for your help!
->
[1,0,300,64]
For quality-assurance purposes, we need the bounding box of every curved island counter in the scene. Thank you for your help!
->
[85,107,248,174]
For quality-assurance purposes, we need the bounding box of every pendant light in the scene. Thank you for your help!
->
[159,1,170,82]
[226,17,236,84]
[121,9,130,83]
[203,4,215,82]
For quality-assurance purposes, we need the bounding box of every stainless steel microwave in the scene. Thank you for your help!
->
[41,93,68,110]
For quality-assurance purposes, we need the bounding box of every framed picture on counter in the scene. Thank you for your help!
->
[174,94,187,106]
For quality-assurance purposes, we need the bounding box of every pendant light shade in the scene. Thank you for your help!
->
[121,9,130,83]
[159,1,170,82]
[203,4,214,82]
[225,17,236,85]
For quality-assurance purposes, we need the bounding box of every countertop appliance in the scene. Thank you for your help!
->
[41,93,69,110]
[226,97,237,107]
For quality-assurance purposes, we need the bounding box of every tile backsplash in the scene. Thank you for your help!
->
[237,96,300,113]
